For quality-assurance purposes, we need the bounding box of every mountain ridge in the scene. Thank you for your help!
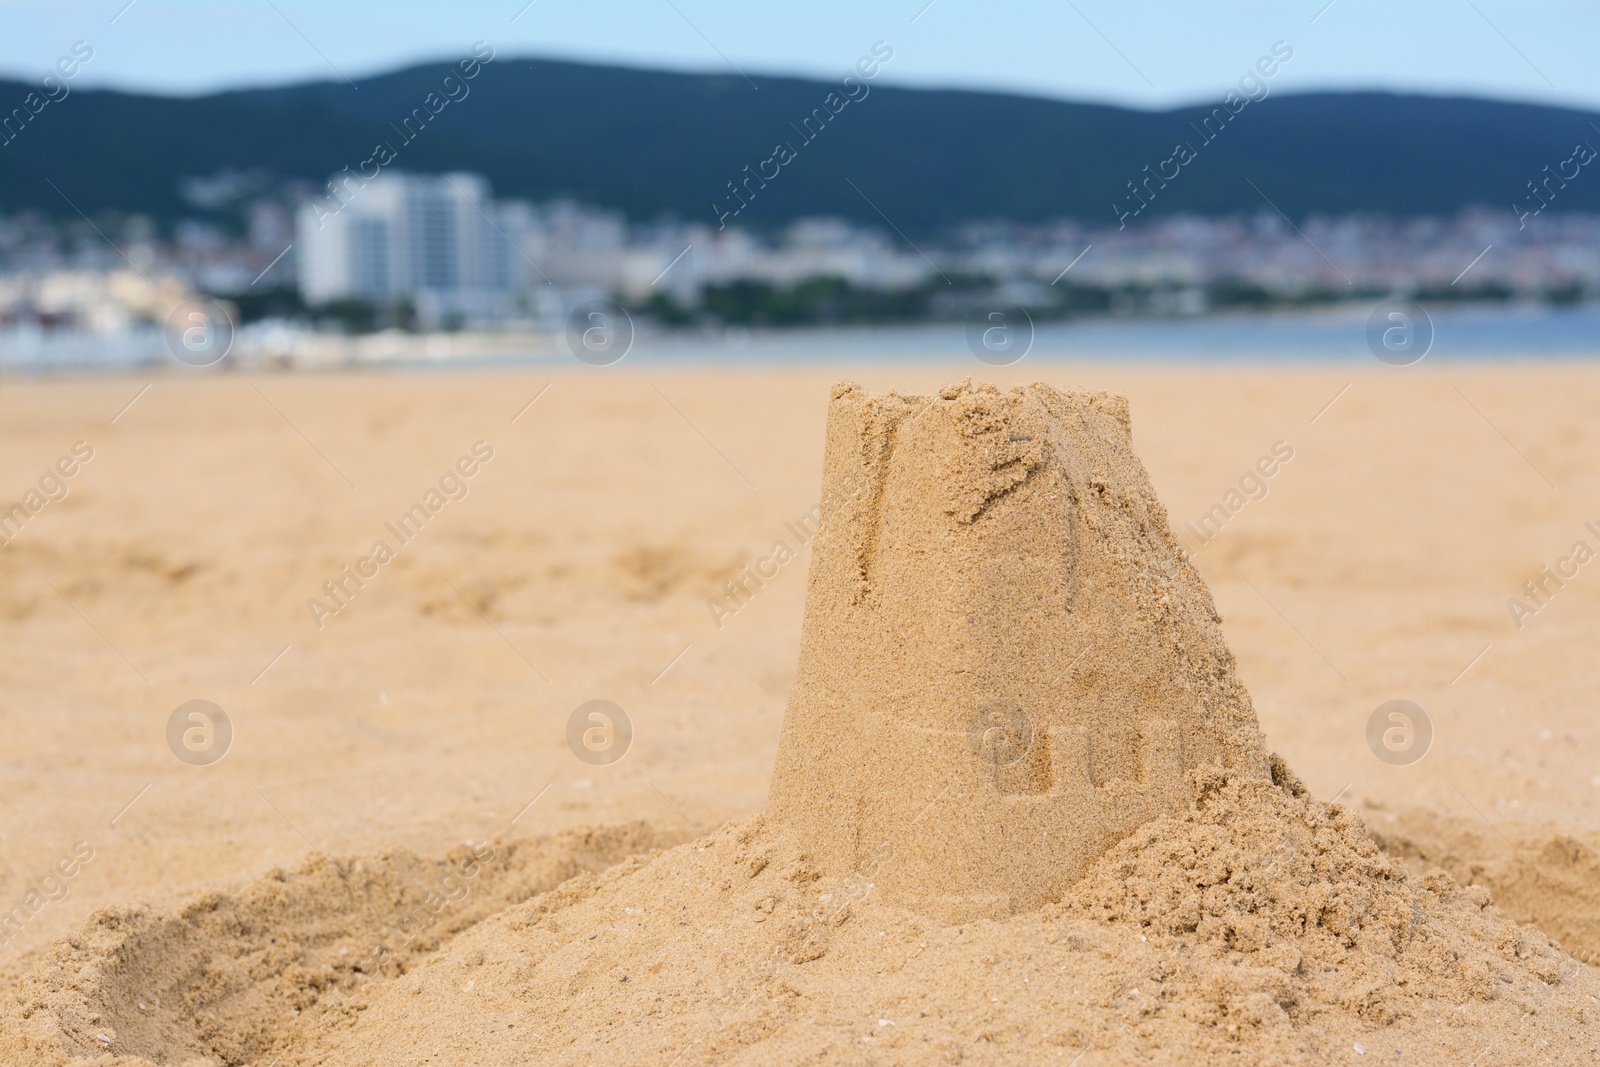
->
[2,54,1597,232]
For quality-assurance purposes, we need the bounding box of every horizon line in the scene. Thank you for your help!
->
[1,50,1597,117]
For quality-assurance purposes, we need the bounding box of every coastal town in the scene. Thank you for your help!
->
[2,168,1597,369]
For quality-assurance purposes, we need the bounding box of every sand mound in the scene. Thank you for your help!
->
[12,784,1597,1065]
[0,824,685,1066]
[1370,807,1600,967]
[273,766,1597,1065]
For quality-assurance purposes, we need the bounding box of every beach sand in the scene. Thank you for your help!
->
[2,361,1598,1063]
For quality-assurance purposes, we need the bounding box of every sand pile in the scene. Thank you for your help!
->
[1369,806,1600,967]
[4,381,1597,1065]
[0,825,685,1066]
[14,773,1596,1065]
[272,763,1596,1066]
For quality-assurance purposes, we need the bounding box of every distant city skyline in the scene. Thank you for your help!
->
[1,0,1598,112]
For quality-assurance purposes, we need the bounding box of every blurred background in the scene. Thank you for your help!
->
[0,0,1597,368]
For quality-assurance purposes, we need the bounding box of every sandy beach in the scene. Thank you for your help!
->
[2,360,1598,1063]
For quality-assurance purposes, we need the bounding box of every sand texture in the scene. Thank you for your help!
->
[2,365,1599,1064]
[293,763,1594,1066]
[769,381,1269,916]
[11,765,1596,1065]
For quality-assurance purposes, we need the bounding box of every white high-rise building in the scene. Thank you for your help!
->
[296,171,527,325]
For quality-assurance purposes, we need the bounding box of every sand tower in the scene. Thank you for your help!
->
[767,380,1270,916]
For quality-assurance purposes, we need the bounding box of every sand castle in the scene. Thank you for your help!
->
[768,380,1272,914]
[8,377,1598,1067]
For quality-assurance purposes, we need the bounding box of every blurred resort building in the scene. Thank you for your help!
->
[297,172,524,327]
[296,171,932,328]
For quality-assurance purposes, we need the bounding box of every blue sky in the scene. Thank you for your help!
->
[0,0,1595,111]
